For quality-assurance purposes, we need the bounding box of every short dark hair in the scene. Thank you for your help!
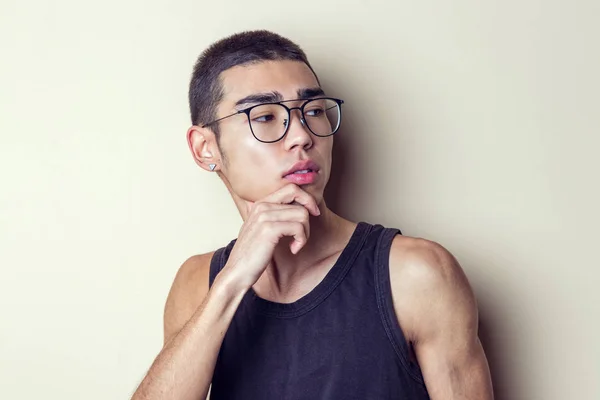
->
[188,30,320,134]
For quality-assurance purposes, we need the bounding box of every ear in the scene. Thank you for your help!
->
[187,125,222,172]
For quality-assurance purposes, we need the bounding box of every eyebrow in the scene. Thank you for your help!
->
[234,87,326,109]
[297,87,325,99]
[235,91,283,108]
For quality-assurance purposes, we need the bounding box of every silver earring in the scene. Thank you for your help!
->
[209,164,216,171]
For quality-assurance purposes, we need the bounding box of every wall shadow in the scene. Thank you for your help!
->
[322,77,513,400]
[478,301,511,400]
[323,123,350,217]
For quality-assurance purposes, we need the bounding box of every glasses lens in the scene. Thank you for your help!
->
[249,104,289,142]
[304,98,341,136]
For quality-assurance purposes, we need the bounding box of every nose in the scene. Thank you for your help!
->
[283,107,313,151]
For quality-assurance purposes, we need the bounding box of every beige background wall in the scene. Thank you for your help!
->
[1,0,598,399]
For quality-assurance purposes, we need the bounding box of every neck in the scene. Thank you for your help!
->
[233,192,355,301]
[263,203,353,301]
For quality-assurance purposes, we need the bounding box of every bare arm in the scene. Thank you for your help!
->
[131,254,246,400]
[131,183,320,400]
[390,238,494,400]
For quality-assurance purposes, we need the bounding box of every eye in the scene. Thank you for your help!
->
[305,108,325,117]
[252,114,276,123]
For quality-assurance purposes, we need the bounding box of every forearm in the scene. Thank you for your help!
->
[131,273,246,400]
[421,339,494,400]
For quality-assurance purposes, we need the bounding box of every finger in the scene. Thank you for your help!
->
[256,207,310,240]
[262,184,320,216]
[249,202,297,216]
[271,221,308,254]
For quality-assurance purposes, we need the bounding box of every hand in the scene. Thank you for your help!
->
[220,184,321,291]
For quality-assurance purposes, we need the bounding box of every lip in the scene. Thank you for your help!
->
[282,160,321,177]
[282,160,321,185]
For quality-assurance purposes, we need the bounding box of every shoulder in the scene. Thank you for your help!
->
[389,235,466,287]
[163,251,216,345]
[388,235,477,342]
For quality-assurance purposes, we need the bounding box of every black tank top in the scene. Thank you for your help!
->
[208,222,431,400]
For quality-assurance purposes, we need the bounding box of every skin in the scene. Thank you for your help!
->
[131,59,493,400]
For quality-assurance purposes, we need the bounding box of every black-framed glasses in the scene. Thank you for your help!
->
[202,97,344,143]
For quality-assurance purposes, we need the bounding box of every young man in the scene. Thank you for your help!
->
[132,30,494,400]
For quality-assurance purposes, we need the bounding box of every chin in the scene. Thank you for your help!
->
[300,184,325,202]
